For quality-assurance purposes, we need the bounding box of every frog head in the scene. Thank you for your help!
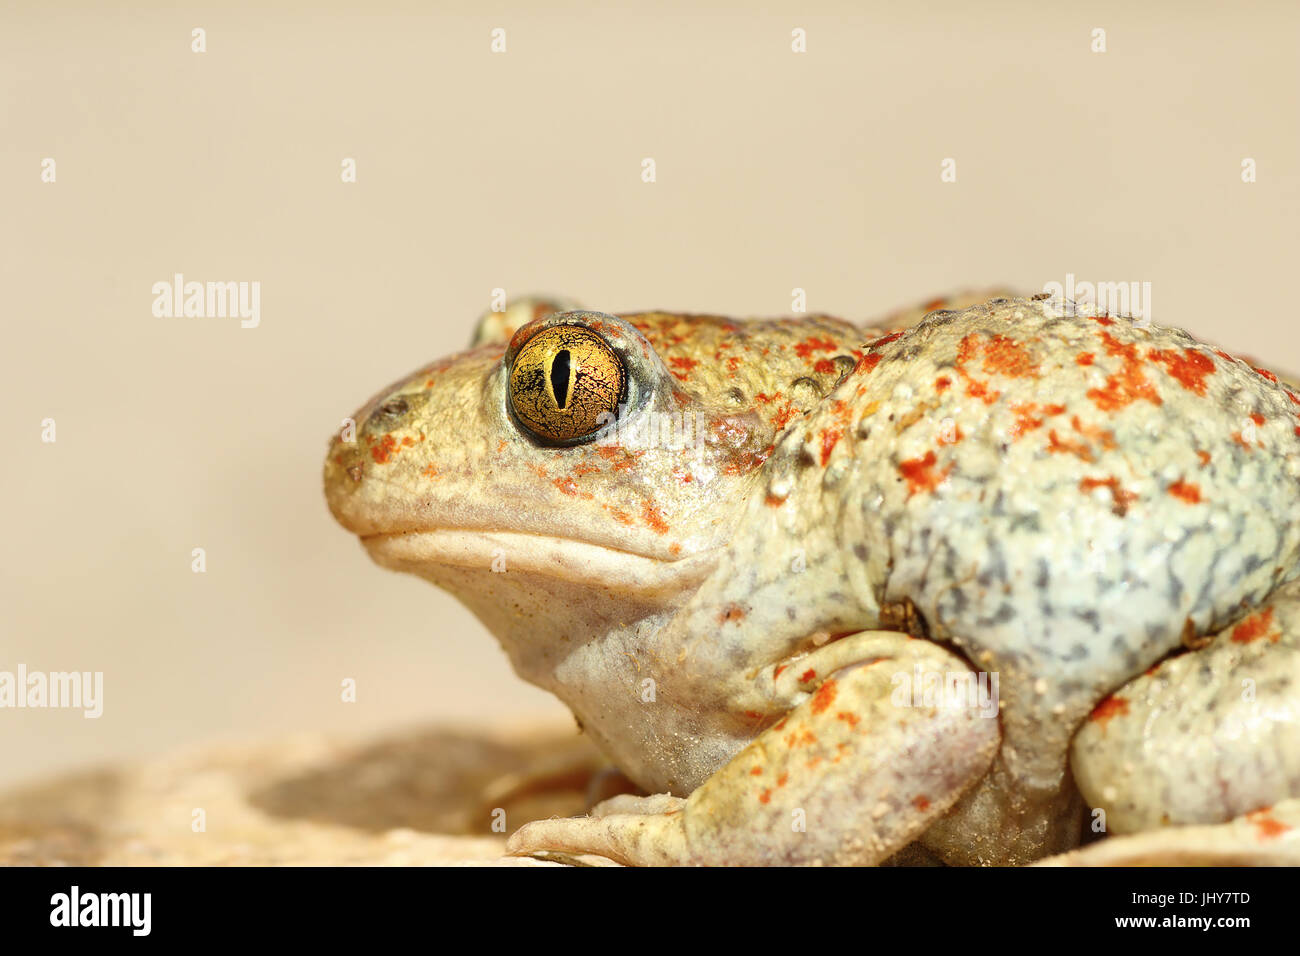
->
[324,306,863,697]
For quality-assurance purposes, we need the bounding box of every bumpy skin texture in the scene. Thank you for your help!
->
[325,293,1300,865]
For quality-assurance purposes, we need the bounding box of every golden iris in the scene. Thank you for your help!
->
[508,326,626,444]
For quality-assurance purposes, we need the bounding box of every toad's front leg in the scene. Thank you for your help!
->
[507,632,999,866]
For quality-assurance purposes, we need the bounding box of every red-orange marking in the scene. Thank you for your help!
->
[981,334,1040,378]
[1248,809,1291,840]
[719,604,746,624]
[1087,331,1162,413]
[795,336,839,359]
[1047,430,1093,462]
[1080,476,1137,516]
[1089,695,1130,729]
[667,356,699,381]
[811,679,838,715]
[1231,607,1278,644]
[899,450,949,495]
[641,501,669,534]
[1168,480,1201,504]
[1008,403,1045,440]
[819,428,842,466]
[1149,347,1216,395]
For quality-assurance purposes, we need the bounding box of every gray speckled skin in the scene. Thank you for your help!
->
[1072,578,1300,833]
[325,293,1300,865]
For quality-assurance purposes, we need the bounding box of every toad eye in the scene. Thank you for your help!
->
[507,325,627,445]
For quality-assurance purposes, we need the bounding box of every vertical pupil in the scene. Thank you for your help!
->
[550,350,571,409]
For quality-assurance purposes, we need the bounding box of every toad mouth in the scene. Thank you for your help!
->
[361,528,717,598]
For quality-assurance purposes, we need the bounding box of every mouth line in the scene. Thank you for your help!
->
[360,527,717,597]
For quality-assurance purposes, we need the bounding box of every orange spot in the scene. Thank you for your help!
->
[1076,352,1095,366]
[750,766,763,776]
[899,450,950,495]
[1149,347,1216,395]
[857,353,883,374]
[811,679,838,715]
[772,402,802,430]
[1091,315,1115,326]
[719,604,746,624]
[1007,403,1044,440]
[935,376,952,391]
[668,356,699,381]
[835,711,859,728]
[369,434,399,464]
[1197,449,1212,466]
[819,428,842,466]
[1231,607,1278,644]
[421,463,440,479]
[799,669,816,683]
[1087,332,1162,413]
[1247,808,1290,840]
[1072,415,1116,450]
[814,358,838,375]
[553,476,578,496]
[765,494,787,507]
[795,336,840,359]
[1253,366,1279,384]
[1047,430,1093,462]
[1080,476,1137,517]
[758,789,772,804]
[776,773,789,788]
[1250,412,1266,426]
[937,424,964,446]
[863,331,903,351]
[1232,431,1253,451]
[605,506,634,525]
[913,796,931,812]
[1089,695,1130,730]
[981,334,1040,378]
[1168,480,1201,504]
[964,379,1000,404]
[641,501,669,534]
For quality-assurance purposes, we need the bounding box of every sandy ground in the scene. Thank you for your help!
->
[0,719,620,866]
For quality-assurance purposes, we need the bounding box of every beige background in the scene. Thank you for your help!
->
[2,1,1297,788]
